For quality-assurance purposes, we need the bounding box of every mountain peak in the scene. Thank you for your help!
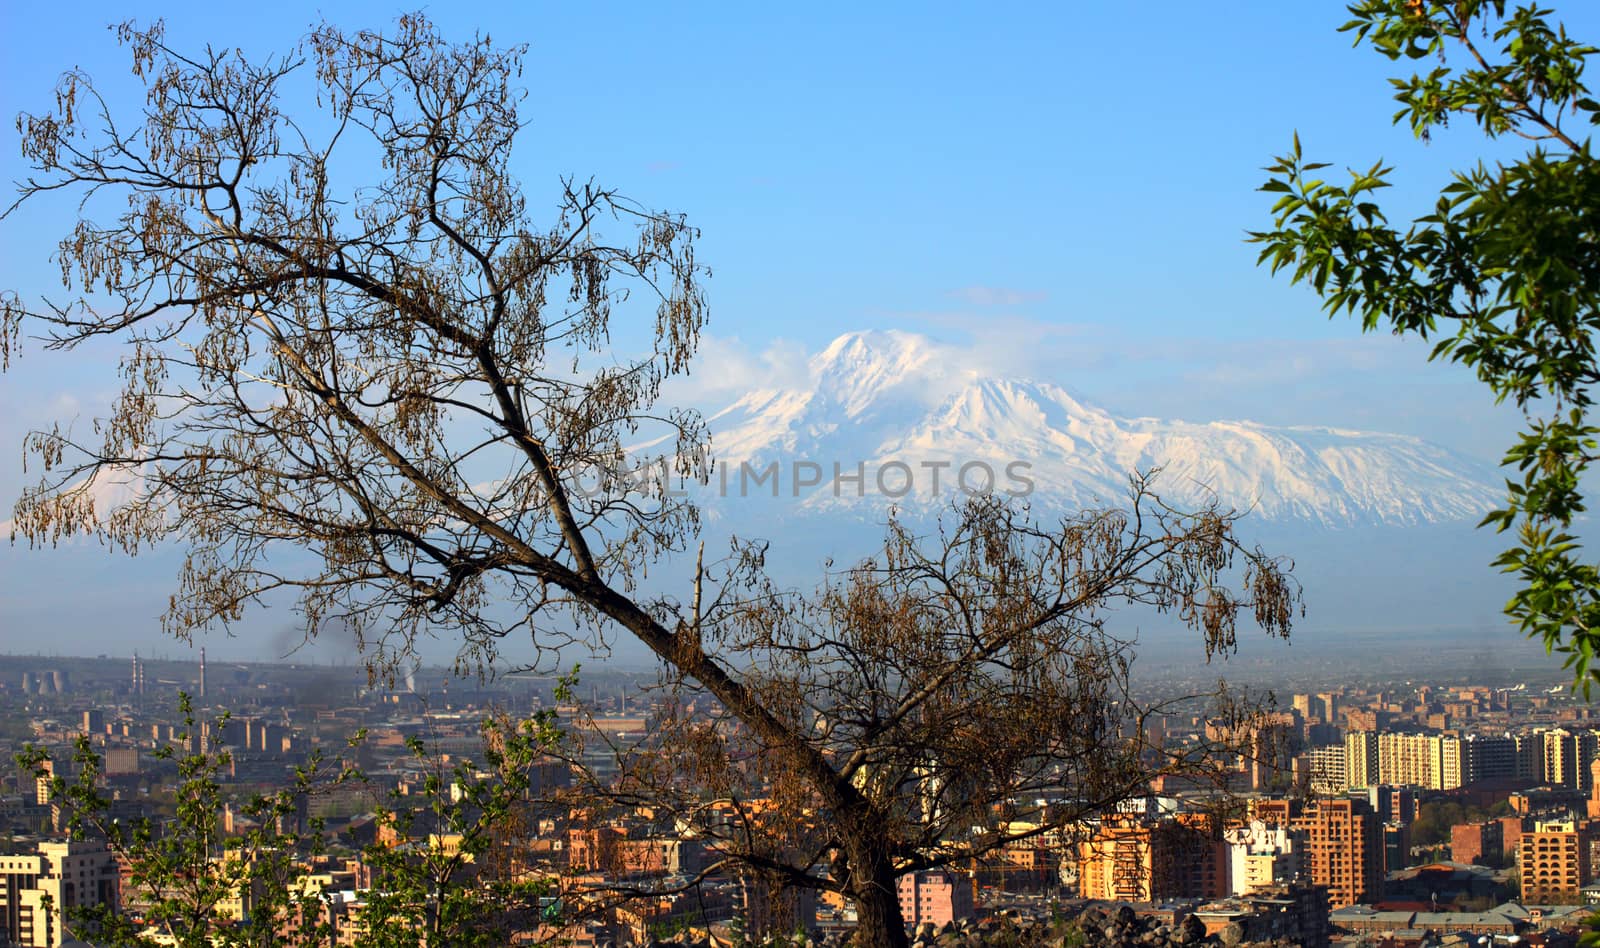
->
[812,329,941,365]
[810,329,948,381]
[806,330,961,419]
[700,329,1500,527]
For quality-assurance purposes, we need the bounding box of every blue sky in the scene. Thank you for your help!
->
[7,1,1590,460]
[2,2,1597,662]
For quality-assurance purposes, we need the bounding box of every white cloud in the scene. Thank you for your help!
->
[665,333,811,409]
[944,286,1050,307]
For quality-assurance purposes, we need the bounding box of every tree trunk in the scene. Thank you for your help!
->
[847,847,910,948]
[852,887,910,948]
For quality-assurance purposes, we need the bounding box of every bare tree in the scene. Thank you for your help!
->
[557,490,1295,942]
[2,17,1297,948]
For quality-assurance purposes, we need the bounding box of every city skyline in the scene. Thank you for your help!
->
[8,6,1600,946]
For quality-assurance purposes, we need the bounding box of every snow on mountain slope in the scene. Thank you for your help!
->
[1,463,151,539]
[699,330,1500,527]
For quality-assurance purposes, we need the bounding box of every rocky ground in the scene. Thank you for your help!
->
[905,908,1282,948]
[645,906,1310,948]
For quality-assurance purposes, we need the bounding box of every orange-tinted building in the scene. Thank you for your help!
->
[1588,759,1600,820]
[1289,798,1383,908]
[1519,820,1597,903]
[1077,814,1227,902]
[567,825,684,876]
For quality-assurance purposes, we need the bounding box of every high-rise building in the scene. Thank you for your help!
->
[1434,735,1464,790]
[1367,785,1419,826]
[1588,760,1600,820]
[1373,733,1462,790]
[1206,713,1299,791]
[1515,733,1544,780]
[215,717,247,748]
[1463,735,1517,785]
[1223,820,1305,895]
[103,748,139,777]
[1077,815,1228,902]
[1289,798,1383,908]
[0,841,120,947]
[1345,709,1386,732]
[1542,729,1599,792]
[1518,819,1596,903]
[33,760,52,807]
[896,870,974,928]
[1345,732,1379,790]
[1297,746,1348,795]
[1380,822,1411,875]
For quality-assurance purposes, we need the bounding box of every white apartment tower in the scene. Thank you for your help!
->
[1222,820,1305,895]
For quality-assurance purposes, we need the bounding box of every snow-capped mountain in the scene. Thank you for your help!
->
[699,330,1500,527]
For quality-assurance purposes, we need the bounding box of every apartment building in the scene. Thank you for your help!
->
[1518,819,1596,904]
[0,841,120,948]
[1345,732,1378,790]
[1370,733,1463,790]
[1076,815,1227,902]
[1290,799,1383,909]
[896,870,973,928]
[1223,820,1304,895]
[1462,735,1518,784]
[1298,745,1347,795]
[1542,729,1599,792]
[1344,731,1528,791]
